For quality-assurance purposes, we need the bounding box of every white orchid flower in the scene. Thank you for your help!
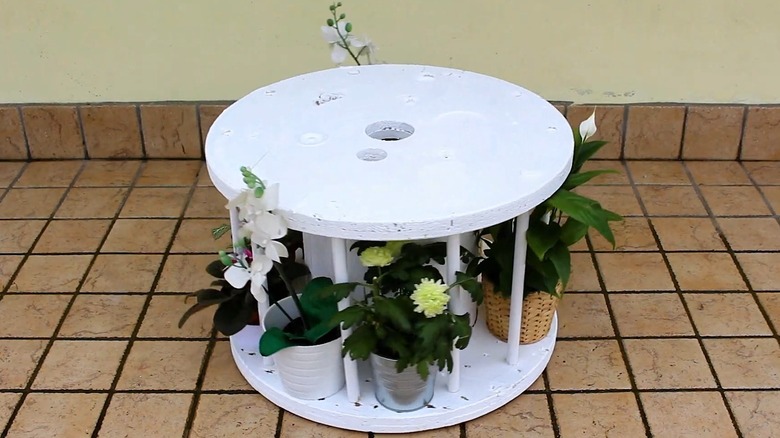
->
[351,35,376,62]
[224,265,251,289]
[579,110,598,142]
[226,183,279,221]
[249,253,274,302]
[321,22,353,64]
[263,240,289,263]
[242,211,287,242]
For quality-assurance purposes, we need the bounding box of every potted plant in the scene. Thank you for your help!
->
[180,166,346,399]
[320,241,482,412]
[476,112,623,344]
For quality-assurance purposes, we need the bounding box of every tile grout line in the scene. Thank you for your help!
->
[180,326,219,438]
[736,107,749,160]
[15,106,32,161]
[89,162,202,437]
[623,162,745,438]
[584,234,653,438]
[541,370,562,438]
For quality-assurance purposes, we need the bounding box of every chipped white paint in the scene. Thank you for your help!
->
[206,64,573,241]
[209,64,571,432]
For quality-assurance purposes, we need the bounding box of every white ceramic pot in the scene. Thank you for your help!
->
[262,296,346,400]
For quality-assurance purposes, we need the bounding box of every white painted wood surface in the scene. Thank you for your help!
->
[206,64,573,240]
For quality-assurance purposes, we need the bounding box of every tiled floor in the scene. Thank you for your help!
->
[0,159,778,437]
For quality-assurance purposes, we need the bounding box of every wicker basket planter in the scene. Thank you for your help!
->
[483,278,561,344]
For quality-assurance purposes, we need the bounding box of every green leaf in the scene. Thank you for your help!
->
[418,316,447,351]
[259,327,296,356]
[563,169,618,190]
[303,322,337,343]
[572,140,608,173]
[526,219,561,260]
[299,277,339,324]
[455,272,483,305]
[416,361,430,380]
[213,295,253,336]
[342,324,378,360]
[334,306,367,329]
[373,296,412,332]
[559,218,589,246]
[545,190,615,245]
[205,259,226,278]
[547,242,571,289]
[317,281,361,302]
[211,224,230,240]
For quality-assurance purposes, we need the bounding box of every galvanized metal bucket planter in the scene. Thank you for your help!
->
[369,353,436,412]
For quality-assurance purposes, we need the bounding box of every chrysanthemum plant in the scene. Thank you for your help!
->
[180,167,342,354]
[316,241,482,379]
[474,113,623,297]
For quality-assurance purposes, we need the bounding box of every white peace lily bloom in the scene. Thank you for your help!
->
[579,110,598,142]
[321,21,352,64]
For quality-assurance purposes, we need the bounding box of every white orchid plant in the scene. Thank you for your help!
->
[321,2,376,65]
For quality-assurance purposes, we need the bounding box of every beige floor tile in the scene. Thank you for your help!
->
[13,161,82,187]
[686,161,752,185]
[0,220,46,252]
[556,293,614,338]
[32,340,126,389]
[6,393,106,438]
[0,393,20,430]
[0,340,47,389]
[737,253,780,291]
[704,338,780,388]
[375,426,458,437]
[0,255,23,290]
[196,162,214,186]
[0,188,66,218]
[628,160,691,185]
[641,392,737,438]
[117,340,207,390]
[589,217,657,251]
[0,295,70,337]
[9,254,92,292]
[527,374,546,391]
[137,295,212,338]
[0,162,24,187]
[136,160,201,186]
[55,187,127,218]
[102,219,177,252]
[81,254,162,292]
[59,295,146,337]
[651,217,725,251]
[743,161,780,185]
[610,293,694,336]
[119,187,190,218]
[281,412,366,437]
[701,186,773,216]
[202,341,254,391]
[185,186,230,218]
[596,253,675,291]
[32,219,110,253]
[686,293,771,336]
[718,217,780,250]
[190,394,278,437]
[98,393,191,438]
[624,338,715,389]
[579,160,629,185]
[156,254,219,293]
[467,394,553,438]
[575,185,644,217]
[553,392,645,437]
[637,185,707,216]
[546,340,631,390]
[170,218,232,253]
[762,186,780,213]
[667,253,747,291]
[727,391,780,438]
[757,293,780,329]
[74,160,141,187]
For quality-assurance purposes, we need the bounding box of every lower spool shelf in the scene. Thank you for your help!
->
[230,312,558,433]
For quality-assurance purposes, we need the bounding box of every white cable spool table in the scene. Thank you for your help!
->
[205,64,573,433]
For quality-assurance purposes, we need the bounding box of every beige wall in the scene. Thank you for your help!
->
[1,0,777,104]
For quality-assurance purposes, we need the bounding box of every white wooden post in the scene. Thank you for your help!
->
[506,213,530,365]
[446,234,462,392]
[331,237,360,402]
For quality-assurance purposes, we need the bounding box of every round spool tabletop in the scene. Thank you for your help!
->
[205,64,573,433]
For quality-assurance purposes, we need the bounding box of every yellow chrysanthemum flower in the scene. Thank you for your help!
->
[359,246,394,267]
[384,240,407,257]
[411,278,450,318]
